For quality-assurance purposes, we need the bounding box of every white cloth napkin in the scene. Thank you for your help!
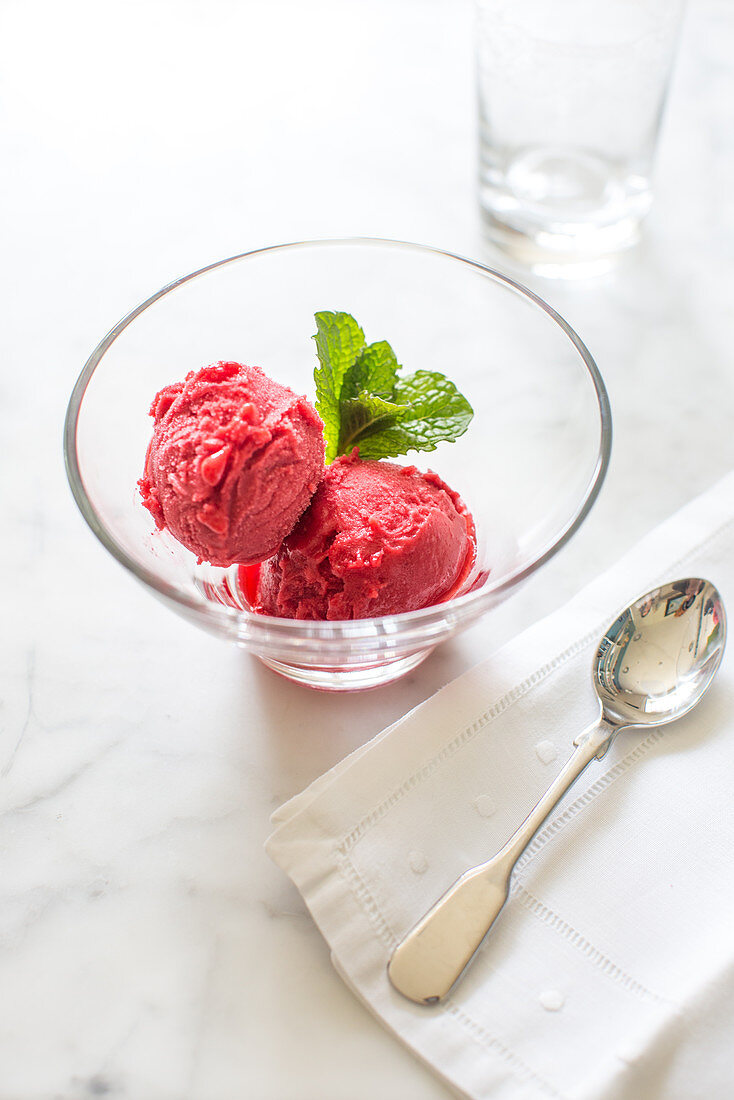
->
[266,471,734,1100]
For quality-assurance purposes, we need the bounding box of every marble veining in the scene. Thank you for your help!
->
[3,0,733,1096]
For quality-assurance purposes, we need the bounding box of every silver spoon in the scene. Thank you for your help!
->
[387,577,726,1005]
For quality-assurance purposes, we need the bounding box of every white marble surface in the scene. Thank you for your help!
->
[2,1,733,1097]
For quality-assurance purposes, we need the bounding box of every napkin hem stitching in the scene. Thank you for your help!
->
[513,884,672,1006]
[335,848,397,946]
[443,1000,569,1100]
[338,628,602,857]
[515,728,666,870]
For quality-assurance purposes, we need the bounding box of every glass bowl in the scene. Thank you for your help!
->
[64,239,611,691]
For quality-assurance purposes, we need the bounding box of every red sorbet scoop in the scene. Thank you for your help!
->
[139,362,325,566]
[254,452,476,620]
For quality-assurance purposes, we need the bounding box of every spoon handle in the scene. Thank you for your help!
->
[387,717,615,1005]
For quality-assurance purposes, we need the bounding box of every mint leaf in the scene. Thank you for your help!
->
[350,371,473,459]
[313,311,365,462]
[311,311,473,462]
[341,340,400,401]
[338,391,411,456]
[393,370,474,445]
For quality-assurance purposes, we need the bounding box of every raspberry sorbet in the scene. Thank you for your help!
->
[253,452,476,620]
[139,361,325,566]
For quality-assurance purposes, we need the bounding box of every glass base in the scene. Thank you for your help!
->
[480,210,642,278]
[479,144,651,277]
[481,206,642,277]
[256,649,433,691]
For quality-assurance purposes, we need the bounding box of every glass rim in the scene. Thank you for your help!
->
[63,236,612,639]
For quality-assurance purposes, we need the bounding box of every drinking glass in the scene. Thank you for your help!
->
[477,0,685,275]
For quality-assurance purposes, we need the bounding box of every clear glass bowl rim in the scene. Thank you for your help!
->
[63,237,612,641]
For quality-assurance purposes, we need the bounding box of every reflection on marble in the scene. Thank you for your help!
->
[2,0,733,1096]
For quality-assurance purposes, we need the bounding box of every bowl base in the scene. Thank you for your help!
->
[256,649,433,691]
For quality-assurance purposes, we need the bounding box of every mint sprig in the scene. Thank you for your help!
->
[313,311,473,463]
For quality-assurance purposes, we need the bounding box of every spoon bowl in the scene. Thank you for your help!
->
[594,578,725,728]
[388,577,726,1004]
